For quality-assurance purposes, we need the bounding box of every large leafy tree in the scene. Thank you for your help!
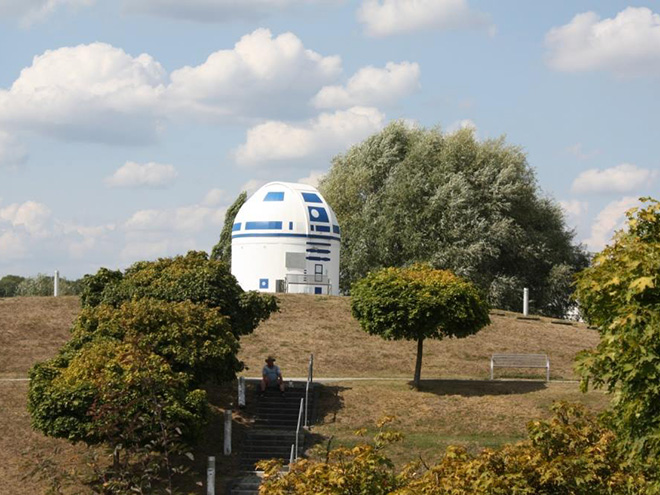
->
[351,264,490,388]
[575,198,660,461]
[319,122,588,316]
[0,274,25,297]
[211,190,247,264]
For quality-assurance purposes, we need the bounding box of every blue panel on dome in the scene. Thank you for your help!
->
[307,248,330,254]
[264,192,284,201]
[314,225,331,232]
[306,256,331,262]
[333,225,341,234]
[259,278,269,289]
[308,206,329,223]
[289,221,293,230]
[232,223,241,232]
[302,192,322,203]
[246,221,282,230]
[315,287,322,294]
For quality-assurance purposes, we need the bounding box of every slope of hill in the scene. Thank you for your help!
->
[0,294,607,492]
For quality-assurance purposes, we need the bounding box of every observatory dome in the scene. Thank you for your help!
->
[231,182,341,295]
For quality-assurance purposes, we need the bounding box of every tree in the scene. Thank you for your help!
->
[319,122,589,316]
[0,274,25,297]
[28,252,278,491]
[575,198,660,461]
[351,264,490,388]
[14,273,82,296]
[211,191,247,264]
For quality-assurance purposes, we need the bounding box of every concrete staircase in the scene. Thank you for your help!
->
[229,384,313,495]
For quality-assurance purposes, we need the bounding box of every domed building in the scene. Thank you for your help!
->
[231,182,341,295]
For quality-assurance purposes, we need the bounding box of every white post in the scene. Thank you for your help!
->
[523,288,529,316]
[224,410,232,456]
[238,377,246,408]
[54,270,60,297]
[207,456,216,495]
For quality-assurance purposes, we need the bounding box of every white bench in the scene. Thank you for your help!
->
[490,354,550,382]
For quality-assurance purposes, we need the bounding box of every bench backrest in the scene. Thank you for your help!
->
[491,354,548,368]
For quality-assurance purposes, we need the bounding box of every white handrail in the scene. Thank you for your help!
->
[295,398,304,460]
[304,354,313,427]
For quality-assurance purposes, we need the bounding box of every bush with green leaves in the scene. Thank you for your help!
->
[575,198,660,462]
[29,251,279,492]
[351,264,490,388]
[79,251,277,337]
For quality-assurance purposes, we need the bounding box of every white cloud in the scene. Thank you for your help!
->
[559,199,588,220]
[0,132,28,168]
[241,179,268,196]
[571,164,658,195]
[0,0,93,25]
[0,201,52,236]
[447,118,477,133]
[124,205,225,233]
[0,231,26,260]
[168,29,342,120]
[0,31,343,147]
[297,170,326,187]
[584,196,639,251]
[566,143,600,161]
[125,0,341,22]
[546,7,660,77]
[235,106,385,165]
[202,188,227,206]
[0,43,167,144]
[357,0,494,37]
[312,61,420,109]
[105,161,178,188]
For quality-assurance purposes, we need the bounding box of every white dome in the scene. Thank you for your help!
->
[233,182,340,237]
[231,182,341,295]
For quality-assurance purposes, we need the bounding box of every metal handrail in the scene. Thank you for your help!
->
[305,354,313,427]
[294,398,304,461]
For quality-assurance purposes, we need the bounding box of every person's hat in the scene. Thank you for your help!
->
[265,356,276,362]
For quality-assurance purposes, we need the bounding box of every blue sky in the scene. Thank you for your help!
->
[0,0,658,279]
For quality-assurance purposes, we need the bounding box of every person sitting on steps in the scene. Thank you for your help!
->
[260,355,285,397]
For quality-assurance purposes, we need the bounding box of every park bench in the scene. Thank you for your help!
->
[490,353,550,382]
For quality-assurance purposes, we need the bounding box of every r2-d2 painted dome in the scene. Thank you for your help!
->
[231,182,341,295]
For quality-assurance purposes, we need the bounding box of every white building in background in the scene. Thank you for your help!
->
[231,182,341,295]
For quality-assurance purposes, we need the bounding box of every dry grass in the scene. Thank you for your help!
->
[0,294,608,493]
[0,296,80,378]
[239,294,600,381]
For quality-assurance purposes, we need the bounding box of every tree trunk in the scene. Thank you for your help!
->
[413,338,424,389]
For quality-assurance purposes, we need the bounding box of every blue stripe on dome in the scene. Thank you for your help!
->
[302,192,322,203]
[245,221,283,230]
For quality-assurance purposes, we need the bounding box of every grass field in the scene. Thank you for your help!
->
[0,294,610,493]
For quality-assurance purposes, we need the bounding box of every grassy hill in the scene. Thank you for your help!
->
[0,294,608,493]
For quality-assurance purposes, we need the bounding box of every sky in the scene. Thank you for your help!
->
[0,0,658,279]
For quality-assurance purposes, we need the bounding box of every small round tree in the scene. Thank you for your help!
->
[351,264,490,388]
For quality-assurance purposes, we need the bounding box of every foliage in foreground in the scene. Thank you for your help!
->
[319,122,589,316]
[260,403,650,495]
[28,251,278,493]
[575,198,660,462]
[351,264,490,387]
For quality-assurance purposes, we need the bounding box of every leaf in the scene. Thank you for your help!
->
[185,452,194,461]
[629,277,655,292]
